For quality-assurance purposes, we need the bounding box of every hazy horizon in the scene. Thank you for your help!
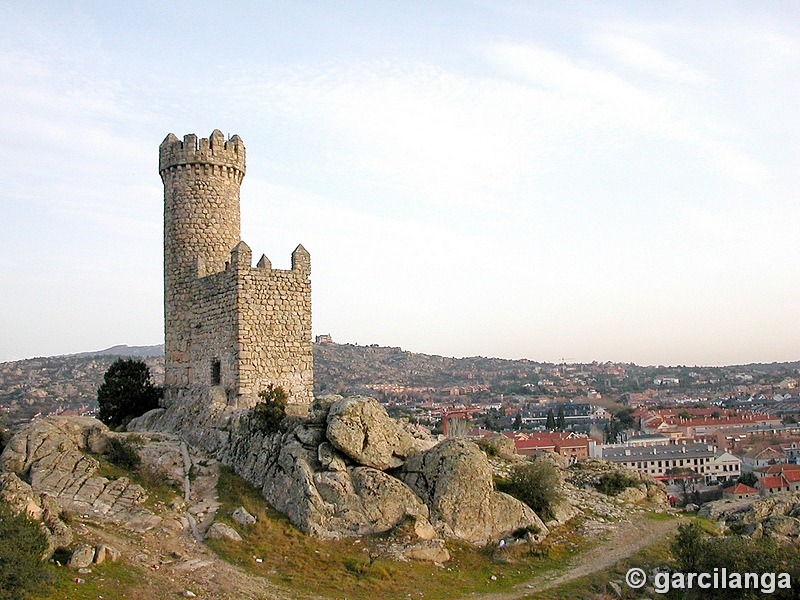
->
[4,339,798,371]
[1,2,798,366]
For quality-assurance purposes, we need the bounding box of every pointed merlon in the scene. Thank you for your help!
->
[291,244,310,273]
[230,240,252,269]
[161,132,179,147]
[256,254,272,270]
[210,129,225,149]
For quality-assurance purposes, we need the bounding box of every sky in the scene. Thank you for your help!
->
[1,1,798,367]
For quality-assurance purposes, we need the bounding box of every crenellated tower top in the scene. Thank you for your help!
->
[159,129,245,176]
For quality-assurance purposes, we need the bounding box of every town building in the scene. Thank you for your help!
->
[601,443,741,485]
[722,483,759,501]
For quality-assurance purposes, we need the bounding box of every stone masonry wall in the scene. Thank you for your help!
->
[161,131,244,389]
[160,130,312,406]
[190,269,238,389]
[235,244,313,402]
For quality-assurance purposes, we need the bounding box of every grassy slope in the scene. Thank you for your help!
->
[27,462,683,600]
[207,467,585,600]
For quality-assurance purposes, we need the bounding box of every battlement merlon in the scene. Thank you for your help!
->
[159,129,246,175]
[223,243,310,275]
[292,244,311,275]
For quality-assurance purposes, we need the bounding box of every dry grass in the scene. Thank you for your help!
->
[207,467,583,600]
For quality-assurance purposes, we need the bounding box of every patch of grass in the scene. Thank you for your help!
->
[208,467,587,600]
[643,510,678,522]
[33,559,145,600]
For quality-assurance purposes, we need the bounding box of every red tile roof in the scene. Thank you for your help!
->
[723,483,758,495]
[783,470,800,483]
[755,463,800,475]
[758,476,786,489]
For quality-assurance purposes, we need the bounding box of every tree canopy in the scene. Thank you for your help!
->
[97,358,162,429]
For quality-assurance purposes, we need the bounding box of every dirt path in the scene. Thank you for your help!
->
[463,514,685,600]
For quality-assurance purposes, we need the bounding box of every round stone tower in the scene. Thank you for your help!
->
[159,130,246,388]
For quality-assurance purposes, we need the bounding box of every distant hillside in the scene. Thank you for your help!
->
[1,342,798,430]
[314,342,543,395]
[71,344,165,358]
[0,354,164,428]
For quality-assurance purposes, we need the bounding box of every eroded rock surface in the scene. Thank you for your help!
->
[400,438,548,544]
[0,417,162,539]
[326,396,418,469]
[701,491,800,545]
[128,391,549,548]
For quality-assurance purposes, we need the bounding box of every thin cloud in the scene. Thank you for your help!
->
[597,35,710,84]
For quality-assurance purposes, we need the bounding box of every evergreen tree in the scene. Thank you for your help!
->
[97,358,162,429]
[556,405,567,431]
[513,411,523,430]
[545,408,556,430]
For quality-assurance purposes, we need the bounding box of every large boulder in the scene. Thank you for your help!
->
[399,439,548,544]
[326,396,418,469]
[350,467,432,534]
[206,522,243,542]
[256,429,437,539]
[68,543,96,569]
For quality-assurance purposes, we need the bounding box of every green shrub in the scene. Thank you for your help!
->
[737,472,758,488]
[503,459,562,521]
[0,504,50,600]
[671,521,707,572]
[97,358,162,429]
[476,438,499,457]
[250,384,288,434]
[596,471,639,496]
[671,522,800,599]
[105,437,141,470]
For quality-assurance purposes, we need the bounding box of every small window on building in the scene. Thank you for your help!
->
[211,359,221,385]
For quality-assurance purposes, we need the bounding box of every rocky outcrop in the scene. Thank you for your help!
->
[129,391,548,548]
[400,439,548,544]
[0,417,162,533]
[129,386,234,454]
[567,458,669,506]
[252,426,436,540]
[0,416,112,475]
[701,492,800,545]
[0,471,74,556]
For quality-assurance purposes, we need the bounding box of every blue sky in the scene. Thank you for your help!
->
[1,1,798,366]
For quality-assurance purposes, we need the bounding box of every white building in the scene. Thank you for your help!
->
[601,443,741,485]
